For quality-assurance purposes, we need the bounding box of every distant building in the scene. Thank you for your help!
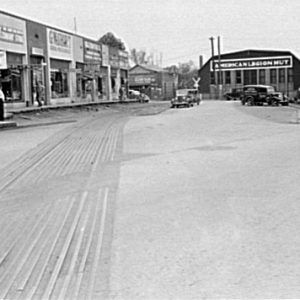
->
[129,64,178,100]
[198,49,300,99]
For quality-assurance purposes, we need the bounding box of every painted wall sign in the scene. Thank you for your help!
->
[31,47,44,56]
[47,28,72,60]
[84,41,101,62]
[102,45,109,66]
[211,56,293,71]
[0,25,24,44]
[0,50,7,69]
[119,50,129,69]
[0,13,27,53]
[129,75,156,85]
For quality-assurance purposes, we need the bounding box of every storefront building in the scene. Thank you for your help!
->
[119,50,129,96]
[109,46,120,100]
[47,27,74,104]
[129,64,177,100]
[82,38,102,101]
[0,11,29,108]
[101,44,110,101]
[26,20,48,105]
[73,35,84,102]
[198,49,300,99]
[0,10,127,107]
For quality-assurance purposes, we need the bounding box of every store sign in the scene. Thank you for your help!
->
[0,50,7,69]
[84,41,101,62]
[211,56,293,71]
[31,47,44,56]
[119,50,129,69]
[0,24,24,44]
[109,47,119,68]
[48,28,72,58]
[102,45,109,66]
[130,75,156,85]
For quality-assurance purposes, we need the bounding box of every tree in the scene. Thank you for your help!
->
[130,48,148,65]
[98,32,126,50]
[177,60,198,89]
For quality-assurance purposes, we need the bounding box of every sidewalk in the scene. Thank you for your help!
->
[0,99,138,130]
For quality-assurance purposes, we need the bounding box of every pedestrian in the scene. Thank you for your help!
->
[36,81,43,107]
[0,82,5,121]
[119,86,124,102]
[0,82,5,101]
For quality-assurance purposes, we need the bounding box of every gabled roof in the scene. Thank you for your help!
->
[129,64,167,73]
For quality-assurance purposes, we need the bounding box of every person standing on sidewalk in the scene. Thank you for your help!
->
[36,81,43,107]
[0,82,5,121]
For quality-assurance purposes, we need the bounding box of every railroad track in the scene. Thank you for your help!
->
[0,114,125,299]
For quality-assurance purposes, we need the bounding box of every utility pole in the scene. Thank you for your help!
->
[217,36,222,99]
[74,17,77,33]
[209,37,217,86]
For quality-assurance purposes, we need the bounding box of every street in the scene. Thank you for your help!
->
[0,101,300,299]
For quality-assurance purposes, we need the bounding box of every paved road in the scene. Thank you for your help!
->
[0,101,299,299]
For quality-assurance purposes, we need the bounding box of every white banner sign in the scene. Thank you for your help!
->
[0,50,7,69]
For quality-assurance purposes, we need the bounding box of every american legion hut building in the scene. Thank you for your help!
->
[198,49,300,99]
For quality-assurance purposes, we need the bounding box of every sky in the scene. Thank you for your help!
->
[1,0,300,67]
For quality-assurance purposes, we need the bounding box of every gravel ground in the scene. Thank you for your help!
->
[233,101,300,124]
[10,101,171,128]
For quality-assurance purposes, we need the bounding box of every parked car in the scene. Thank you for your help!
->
[223,88,243,100]
[171,95,193,108]
[171,89,201,108]
[186,89,201,105]
[241,85,289,106]
[139,93,150,103]
[128,89,140,99]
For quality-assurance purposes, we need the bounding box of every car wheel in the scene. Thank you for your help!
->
[246,97,254,106]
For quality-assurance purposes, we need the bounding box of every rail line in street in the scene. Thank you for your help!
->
[0,114,126,299]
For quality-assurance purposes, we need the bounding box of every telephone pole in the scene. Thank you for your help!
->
[209,37,217,86]
[217,36,222,99]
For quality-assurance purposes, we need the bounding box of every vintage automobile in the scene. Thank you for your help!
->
[139,93,150,103]
[171,89,195,108]
[241,85,289,106]
[223,88,243,100]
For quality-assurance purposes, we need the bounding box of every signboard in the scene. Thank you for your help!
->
[193,77,200,88]
[129,75,156,85]
[102,44,109,66]
[31,47,44,56]
[0,13,27,53]
[211,56,293,71]
[0,50,7,69]
[47,28,72,60]
[109,47,119,68]
[119,50,129,69]
[84,40,101,62]
[0,25,24,44]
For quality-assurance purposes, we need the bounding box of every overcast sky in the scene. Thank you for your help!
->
[1,0,300,67]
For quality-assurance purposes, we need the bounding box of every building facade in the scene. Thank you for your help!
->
[198,49,300,99]
[0,10,129,108]
[129,64,178,100]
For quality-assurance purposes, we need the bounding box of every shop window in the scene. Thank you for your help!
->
[279,68,285,83]
[111,77,116,93]
[244,70,257,85]
[236,70,242,84]
[210,72,215,85]
[0,68,22,101]
[50,70,69,98]
[270,69,277,84]
[259,69,266,84]
[288,68,293,83]
[225,71,231,84]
